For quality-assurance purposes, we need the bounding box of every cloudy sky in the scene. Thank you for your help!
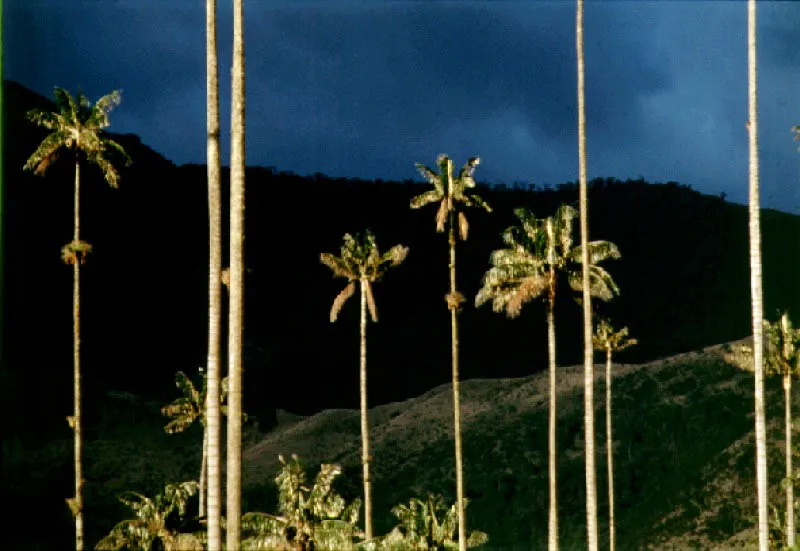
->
[6,1,800,213]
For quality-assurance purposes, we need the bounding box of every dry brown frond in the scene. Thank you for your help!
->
[61,240,92,265]
[62,248,77,265]
[365,280,378,322]
[387,245,410,267]
[445,291,466,311]
[221,267,230,287]
[435,199,448,233]
[458,212,469,241]
[320,252,355,279]
[330,281,356,322]
[505,278,547,318]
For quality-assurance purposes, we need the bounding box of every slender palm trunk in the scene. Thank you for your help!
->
[205,0,223,547]
[547,276,558,551]
[785,374,795,547]
[449,219,467,551]
[199,427,208,518]
[226,0,246,548]
[359,280,373,540]
[606,348,616,551]
[576,1,599,548]
[747,2,768,549]
[72,159,84,551]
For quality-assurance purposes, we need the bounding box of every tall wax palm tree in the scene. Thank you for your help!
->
[576,1,599,548]
[320,231,409,540]
[227,0,246,548]
[747,1,768,549]
[411,154,491,551]
[161,369,232,521]
[24,87,130,551]
[204,0,223,548]
[475,204,620,551]
[592,319,636,551]
[764,314,800,547]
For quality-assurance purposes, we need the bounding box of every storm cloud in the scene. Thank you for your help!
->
[6,0,799,212]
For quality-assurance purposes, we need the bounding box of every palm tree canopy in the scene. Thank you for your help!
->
[593,318,637,353]
[161,369,231,433]
[410,154,492,238]
[240,455,362,550]
[24,87,131,186]
[763,313,800,377]
[387,494,489,549]
[476,204,620,318]
[320,230,408,322]
[96,481,201,551]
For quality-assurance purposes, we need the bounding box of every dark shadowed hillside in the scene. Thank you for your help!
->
[2,78,799,437]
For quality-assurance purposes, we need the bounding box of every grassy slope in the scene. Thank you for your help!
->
[243,339,790,551]
[4,340,795,550]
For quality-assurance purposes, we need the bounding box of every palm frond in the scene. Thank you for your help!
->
[25,108,65,131]
[103,136,133,166]
[365,280,378,322]
[410,189,443,209]
[457,156,480,186]
[330,281,356,323]
[589,264,620,301]
[53,87,76,116]
[505,277,549,318]
[576,240,622,264]
[569,265,619,301]
[383,244,409,267]
[86,90,123,129]
[320,252,356,280]
[435,199,448,232]
[436,154,454,186]
[458,211,469,240]
[24,132,68,174]
[553,204,577,256]
[414,162,441,189]
[175,371,201,403]
[162,405,198,433]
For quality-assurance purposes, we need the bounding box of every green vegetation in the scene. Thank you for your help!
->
[241,455,362,551]
[161,368,236,519]
[95,481,203,551]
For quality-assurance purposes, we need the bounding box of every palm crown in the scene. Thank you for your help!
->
[476,204,620,317]
[320,230,409,323]
[161,368,230,433]
[763,313,800,378]
[593,319,637,354]
[410,154,492,240]
[24,87,131,185]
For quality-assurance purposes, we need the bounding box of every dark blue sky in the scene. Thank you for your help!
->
[6,1,800,212]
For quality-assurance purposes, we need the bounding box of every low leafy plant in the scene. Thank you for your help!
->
[241,454,362,551]
[95,480,203,551]
[363,493,488,550]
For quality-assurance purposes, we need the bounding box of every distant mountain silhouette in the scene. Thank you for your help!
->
[3,80,799,445]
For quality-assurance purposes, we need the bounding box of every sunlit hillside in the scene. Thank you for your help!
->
[6,337,796,550]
